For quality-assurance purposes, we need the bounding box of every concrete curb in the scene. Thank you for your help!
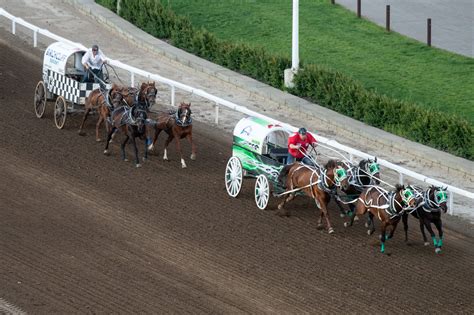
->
[63,0,473,181]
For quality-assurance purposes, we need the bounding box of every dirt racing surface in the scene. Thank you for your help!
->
[0,31,473,314]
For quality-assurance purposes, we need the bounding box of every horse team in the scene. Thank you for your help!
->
[277,156,449,254]
[78,81,449,255]
[78,81,196,169]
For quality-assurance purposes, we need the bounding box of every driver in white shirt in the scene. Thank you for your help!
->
[81,44,108,83]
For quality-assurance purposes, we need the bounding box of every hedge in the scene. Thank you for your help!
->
[96,0,473,160]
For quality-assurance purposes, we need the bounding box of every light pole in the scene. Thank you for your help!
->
[285,0,299,87]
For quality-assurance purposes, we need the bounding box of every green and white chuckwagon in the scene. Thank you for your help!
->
[225,116,292,210]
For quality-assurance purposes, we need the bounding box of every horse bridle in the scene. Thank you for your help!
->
[175,106,192,127]
[422,187,448,212]
[141,86,157,109]
[318,165,347,193]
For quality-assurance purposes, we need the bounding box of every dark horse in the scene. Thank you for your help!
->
[103,103,148,167]
[335,158,381,217]
[147,102,196,168]
[344,185,416,253]
[402,185,448,254]
[277,160,350,234]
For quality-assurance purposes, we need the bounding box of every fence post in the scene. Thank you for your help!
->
[386,5,390,32]
[130,72,135,87]
[12,19,16,34]
[399,173,404,185]
[448,191,454,215]
[33,29,38,47]
[171,85,175,107]
[357,0,361,18]
[117,0,121,15]
[427,18,432,46]
[215,102,219,125]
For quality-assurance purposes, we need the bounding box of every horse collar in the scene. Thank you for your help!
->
[385,192,400,218]
[318,168,336,194]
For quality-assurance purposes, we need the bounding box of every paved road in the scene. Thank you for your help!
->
[336,0,474,57]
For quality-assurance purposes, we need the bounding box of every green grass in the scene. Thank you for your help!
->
[163,0,474,124]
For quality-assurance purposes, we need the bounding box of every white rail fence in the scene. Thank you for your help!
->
[1,8,472,215]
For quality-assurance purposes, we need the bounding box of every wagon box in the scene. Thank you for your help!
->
[35,41,112,129]
[226,116,291,209]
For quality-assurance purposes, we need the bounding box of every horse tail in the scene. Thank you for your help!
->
[278,164,292,189]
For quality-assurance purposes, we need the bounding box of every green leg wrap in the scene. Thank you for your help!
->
[432,237,438,247]
[385,234,391,240]
[438,237,443,247]
[380,242,385,253]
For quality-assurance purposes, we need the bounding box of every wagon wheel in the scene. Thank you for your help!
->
[255,174,270,210]
[225,156,243,198]
[34,81,47,118]
[54,96,67,129]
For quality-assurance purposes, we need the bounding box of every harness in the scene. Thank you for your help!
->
[318,168,337,194]
[110,105,146,127]
[358,186,411,220]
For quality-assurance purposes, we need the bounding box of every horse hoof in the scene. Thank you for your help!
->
[328,228,335,234]
[123,158,129,162]
[136,164,142,168]
[148,145,154,151]
[343,222,350,228]
[316,224,324,230]
[190,154,196,160]
[96,138,102,142]
[103,150,109,155]
[339,213,345,218]
[367,230,372,235]
[181,164,187,169]
[354,216,359,222]
[424,242,430,246]
[142,157,147,162]
[78,130,86,136]
[435,248,442,254]
[364,222,369,228]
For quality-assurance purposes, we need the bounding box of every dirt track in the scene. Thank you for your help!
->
[0,31,473,314]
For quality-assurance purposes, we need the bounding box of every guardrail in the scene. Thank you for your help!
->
[1,8,472,215]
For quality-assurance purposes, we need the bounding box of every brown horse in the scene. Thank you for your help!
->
[276,160,350,234]
[78,84,138,142]
[344,184,416,253]
[78,84,123,141]
[138,81,158,110]
[147,102,196,168]
[335,158,381,217]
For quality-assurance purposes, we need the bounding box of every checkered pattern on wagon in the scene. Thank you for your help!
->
[46,70,105,105]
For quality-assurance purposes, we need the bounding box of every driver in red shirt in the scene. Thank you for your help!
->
[287,127,317,166]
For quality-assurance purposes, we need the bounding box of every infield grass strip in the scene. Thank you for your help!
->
[163,0,474,124]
